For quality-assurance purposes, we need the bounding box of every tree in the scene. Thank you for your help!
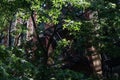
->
[0,0,120,80]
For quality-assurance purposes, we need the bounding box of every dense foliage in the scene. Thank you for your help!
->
[0,0,120,80]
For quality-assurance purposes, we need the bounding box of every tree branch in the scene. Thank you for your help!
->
[31,10,48,64]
